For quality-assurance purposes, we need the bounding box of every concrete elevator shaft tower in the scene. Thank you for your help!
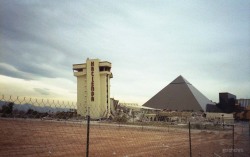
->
[73,58,113,119]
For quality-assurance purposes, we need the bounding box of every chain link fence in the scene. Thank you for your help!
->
[0,95,249,157]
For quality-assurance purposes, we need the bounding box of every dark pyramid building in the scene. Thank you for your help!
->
[143,75,215,112]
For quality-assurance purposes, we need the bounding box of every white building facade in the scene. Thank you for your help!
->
[73,58,113,119]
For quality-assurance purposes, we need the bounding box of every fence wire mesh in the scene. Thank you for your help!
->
[0,95,249,157]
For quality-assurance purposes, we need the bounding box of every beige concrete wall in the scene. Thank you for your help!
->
[100,74,105,116]
[106,74,111,116]
[76,76,86,116]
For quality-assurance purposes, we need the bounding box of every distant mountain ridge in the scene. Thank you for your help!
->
[0,100,75,113]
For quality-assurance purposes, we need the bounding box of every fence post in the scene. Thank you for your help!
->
[232,124,234,157]
[86,115,90,157]
[249,121,250,137]
[189,122,192,157]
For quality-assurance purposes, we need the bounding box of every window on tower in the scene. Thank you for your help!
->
[99,66,111,72]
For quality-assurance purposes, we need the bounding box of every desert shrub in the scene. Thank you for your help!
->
[55,111,74,119]
[1,102,14,117]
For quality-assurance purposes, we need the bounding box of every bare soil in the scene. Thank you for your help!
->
[0,119,249,157]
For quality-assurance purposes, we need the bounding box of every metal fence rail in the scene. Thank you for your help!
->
[0,95,249,157]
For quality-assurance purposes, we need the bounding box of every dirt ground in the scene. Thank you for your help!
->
[0,118,249,157]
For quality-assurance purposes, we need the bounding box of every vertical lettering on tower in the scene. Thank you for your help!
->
[91,61,94,101]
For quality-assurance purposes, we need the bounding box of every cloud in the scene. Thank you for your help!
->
[0,75,76,101]
[34,88,50,96]
[0,1,85,80]
[0,0,249,103]
[0,63,35,80]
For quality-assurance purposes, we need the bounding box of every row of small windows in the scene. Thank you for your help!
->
[74,66,110,72]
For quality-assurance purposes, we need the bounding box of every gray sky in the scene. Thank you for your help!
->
[0,0,249,104]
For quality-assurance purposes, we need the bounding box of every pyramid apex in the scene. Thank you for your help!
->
[178,75,184,78]
[171,75,191,85]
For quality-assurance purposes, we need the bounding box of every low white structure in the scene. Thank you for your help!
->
[206,112,234,124]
